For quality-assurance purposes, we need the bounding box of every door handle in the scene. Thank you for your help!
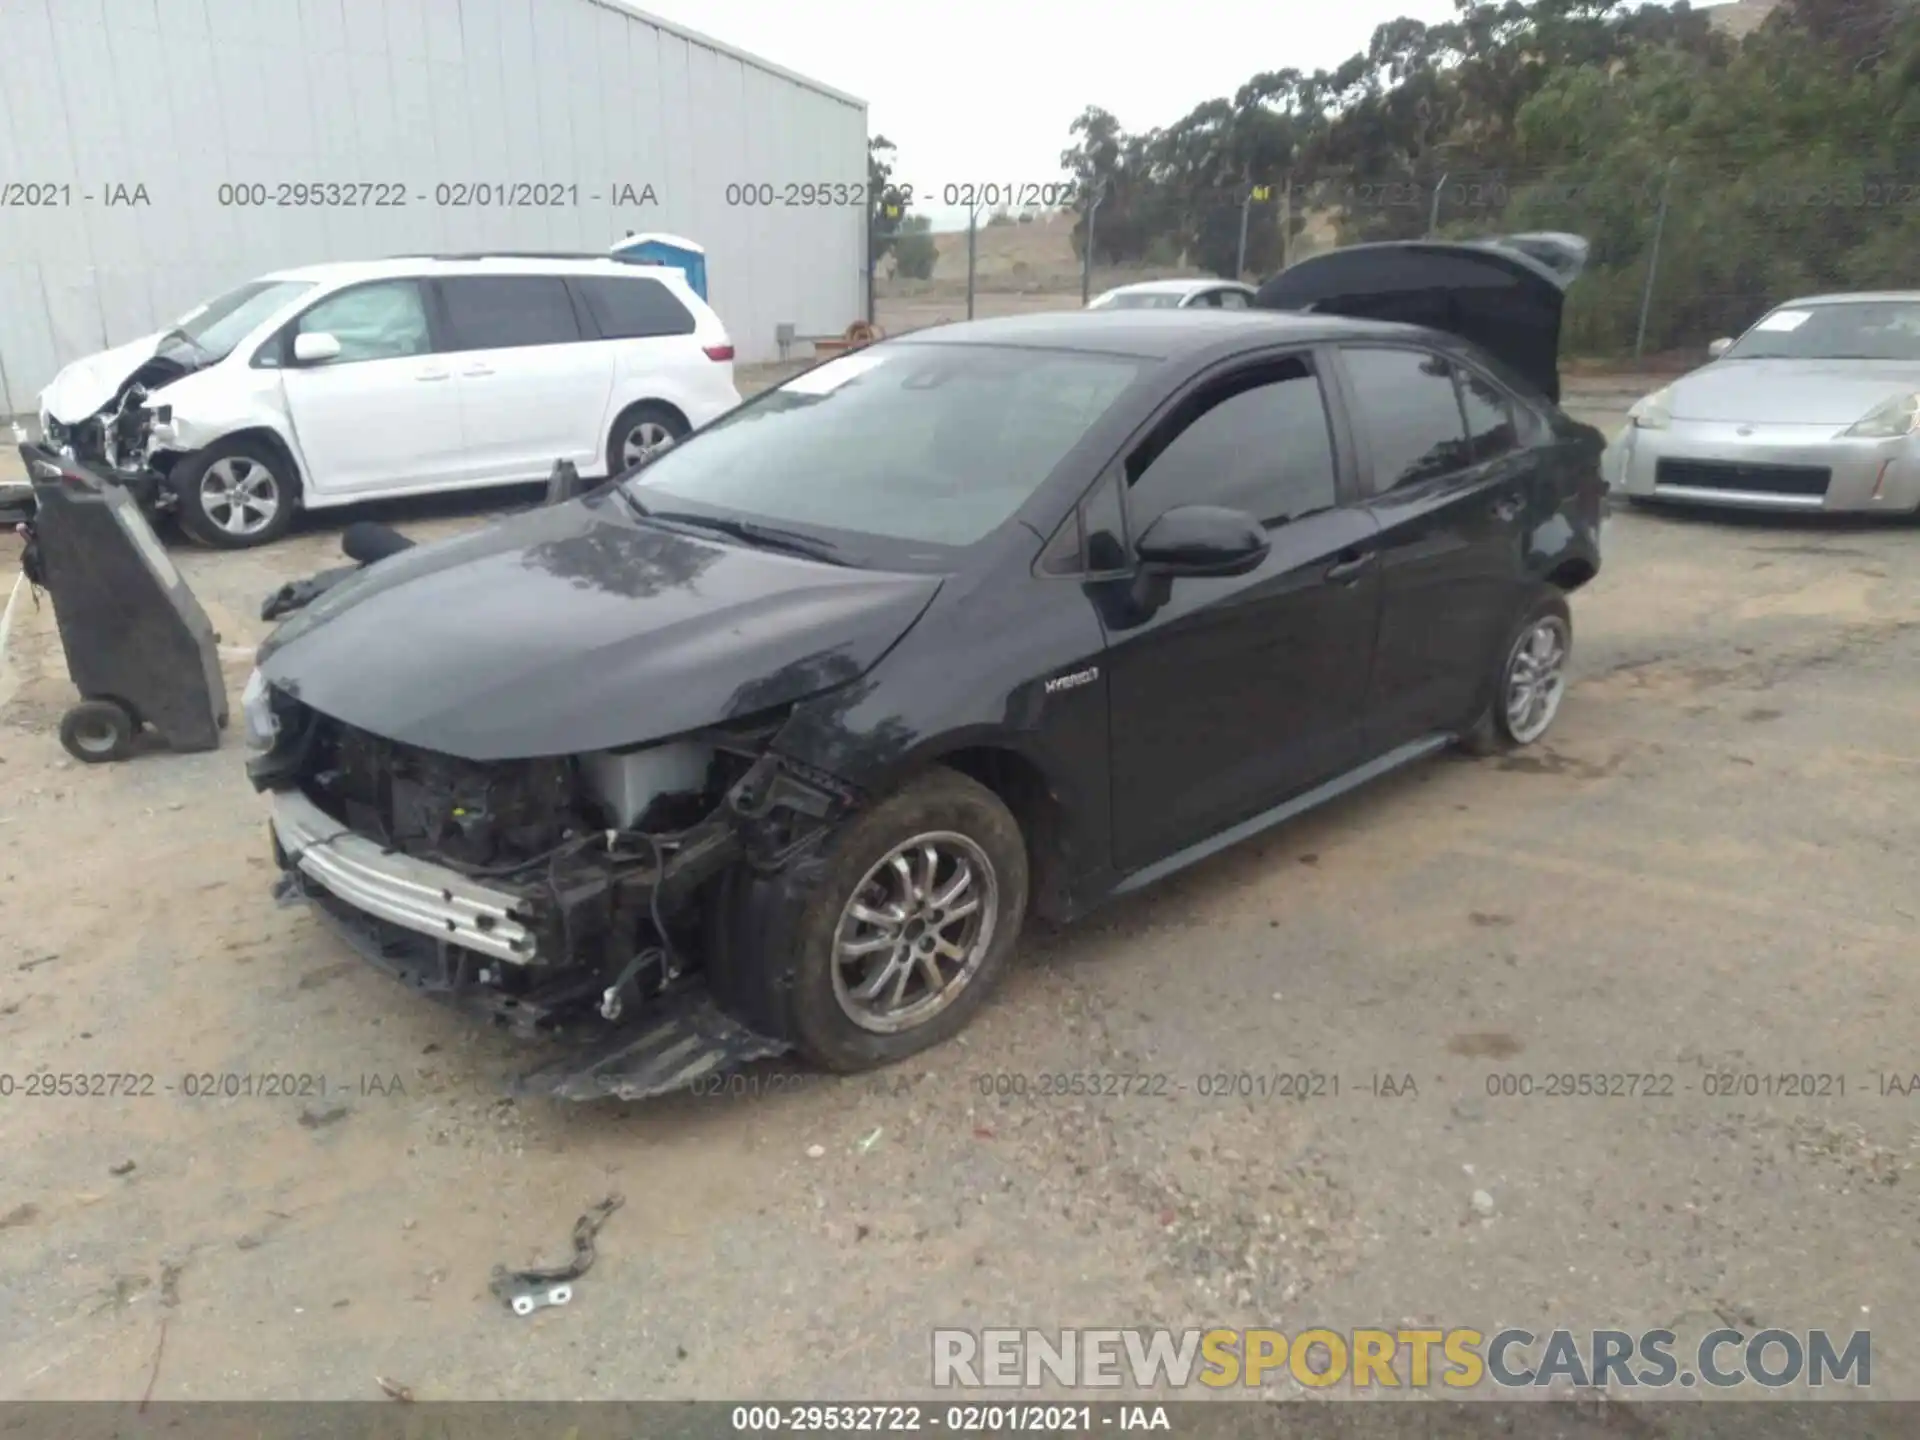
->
[1324,550,1376,585]
[461,365,495,378]
[415,368,450,382]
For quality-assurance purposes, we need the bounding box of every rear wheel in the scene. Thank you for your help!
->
[1461,590,1572,755]
[782,768,1029,1071]
[173,438,298,548]
[607,402,689,477]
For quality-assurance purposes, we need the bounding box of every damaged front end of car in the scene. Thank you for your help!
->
[38,336,214,512]
[248,692,859,1100]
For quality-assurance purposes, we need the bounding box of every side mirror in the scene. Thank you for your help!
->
[1708,337,1733,359]
[292,331,342,364]
[1135,505,1270,578]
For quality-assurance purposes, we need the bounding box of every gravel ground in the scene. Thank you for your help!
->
[3,378,1917,1405]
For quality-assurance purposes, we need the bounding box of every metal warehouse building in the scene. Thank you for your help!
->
[0,0,868,414]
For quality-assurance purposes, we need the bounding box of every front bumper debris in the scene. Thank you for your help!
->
[271,787,536,966]
[277,863,790,1101]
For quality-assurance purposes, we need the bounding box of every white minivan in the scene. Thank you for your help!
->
[37,254,742,548]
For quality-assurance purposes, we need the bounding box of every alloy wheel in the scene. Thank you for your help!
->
[831,832,999,1034]
[1504,614,1569,744]
[621,420,676,468]
[199,456,281,538]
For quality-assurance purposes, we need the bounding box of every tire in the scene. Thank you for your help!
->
[173,437,298,549]
[60,698,137,763]
[607,402,689,477]
[1460,589,1573,756]
[774,767,1029,1072]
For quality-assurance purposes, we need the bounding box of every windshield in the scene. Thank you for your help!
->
[625,345,1144,557]
[172,279,316,358]
[1089,290,1185,311]
[1725,300,1920,361]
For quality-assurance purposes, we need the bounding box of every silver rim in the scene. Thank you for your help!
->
[1504,615,1569,744]
[621,420,677,468]
[70,713,121,755]
[200,456,281,537]
[832,831,998,1034]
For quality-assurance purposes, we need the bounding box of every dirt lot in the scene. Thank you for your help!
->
[2,371,1917,1404]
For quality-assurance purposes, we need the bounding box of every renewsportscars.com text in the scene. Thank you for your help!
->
[932,1327,1872,1391]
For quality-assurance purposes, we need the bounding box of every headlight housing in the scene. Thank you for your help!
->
[1841,392,1920,440]
[1628,387,1674,430]
[241,668,280,750]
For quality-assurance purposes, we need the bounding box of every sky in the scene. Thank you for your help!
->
[636,0,1464,229]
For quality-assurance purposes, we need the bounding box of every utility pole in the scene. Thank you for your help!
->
[1428,172,1449,237]
[1236,183,1272,282]
[1080,182,1106,306]
[966,204,978,321]
[1280,173,1294,270]
[1635,160,1679,359]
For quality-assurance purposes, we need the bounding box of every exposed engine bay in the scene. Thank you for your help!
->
[40,337,209,503]
[254,693,860,1098]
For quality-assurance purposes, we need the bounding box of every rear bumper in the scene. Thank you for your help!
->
[269,786,539,966]
[1616,421,1920,513]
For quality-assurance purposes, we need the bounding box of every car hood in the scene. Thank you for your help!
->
[1254,232,1588,403]
[39,331,208,423]
[1665,359,1920,425]
[256,492,943,762]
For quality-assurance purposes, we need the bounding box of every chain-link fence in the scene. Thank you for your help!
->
[876,159,1920,360]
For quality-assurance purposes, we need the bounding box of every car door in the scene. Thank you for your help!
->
[274,279,464,497]
[1329,344,1531,750]
[1098,350,1384,874]
[430,274,613,482]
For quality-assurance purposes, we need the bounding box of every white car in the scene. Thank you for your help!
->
[37,254,742,548]
[1085,279,1257,311]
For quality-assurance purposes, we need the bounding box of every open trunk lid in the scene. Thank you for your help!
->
[1254,232,1589,403]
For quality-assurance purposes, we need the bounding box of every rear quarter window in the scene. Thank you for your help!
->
[575,275,698,339]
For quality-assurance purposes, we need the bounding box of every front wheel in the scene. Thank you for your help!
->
[173,438,298,548]
[1461,591,1572,755]
[782,768,1029,1071]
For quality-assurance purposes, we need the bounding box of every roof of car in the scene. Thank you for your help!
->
[1776,290,1920,307]
[261,255,688,284]
[894,308,1429,360]
[1099,278,1254,297]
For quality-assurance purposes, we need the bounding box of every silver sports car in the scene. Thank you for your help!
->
[1615,291,1920,513]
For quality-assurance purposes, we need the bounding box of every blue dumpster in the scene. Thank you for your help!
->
[610,233,708,301]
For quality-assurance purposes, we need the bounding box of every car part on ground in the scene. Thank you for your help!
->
[488,1194,623,1318]
[17,444,228,764]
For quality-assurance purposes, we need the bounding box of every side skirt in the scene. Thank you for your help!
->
[1111,734,1455,897]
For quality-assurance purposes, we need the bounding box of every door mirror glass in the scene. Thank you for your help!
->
[1135,505,1269,577]
[292,331,342,364]
[1708,337,1733,358]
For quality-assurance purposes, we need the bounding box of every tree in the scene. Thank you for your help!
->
[892,215,938,280]
[868,136,915,262]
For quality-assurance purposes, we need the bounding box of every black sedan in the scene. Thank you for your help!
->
[247,236,1606,1097]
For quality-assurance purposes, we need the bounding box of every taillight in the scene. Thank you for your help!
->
[703,344,734,362]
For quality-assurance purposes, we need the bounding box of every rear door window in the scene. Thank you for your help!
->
[1339,346,1472,492]
[574,275,698,339]
[437,276,583,351]
[1457,366,1519,462]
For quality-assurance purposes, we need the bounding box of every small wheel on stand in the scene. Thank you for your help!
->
[59,698,137,763]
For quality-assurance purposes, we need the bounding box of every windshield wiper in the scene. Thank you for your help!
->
[645,510,847,565]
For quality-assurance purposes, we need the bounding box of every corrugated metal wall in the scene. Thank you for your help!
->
[0,0,868,414]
